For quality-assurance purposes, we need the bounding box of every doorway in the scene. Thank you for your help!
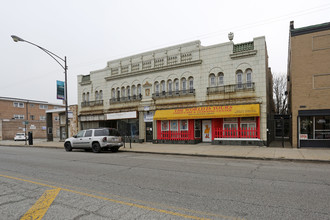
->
[202,120,212,142]
[146,122,153,142]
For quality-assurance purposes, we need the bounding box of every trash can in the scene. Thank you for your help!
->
[28,132,33,145]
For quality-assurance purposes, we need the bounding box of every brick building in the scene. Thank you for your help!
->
[77,35,273,146]
[287,21,330,147]
[0,96,64,140]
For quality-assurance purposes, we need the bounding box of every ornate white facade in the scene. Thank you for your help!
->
[78,36,272,145]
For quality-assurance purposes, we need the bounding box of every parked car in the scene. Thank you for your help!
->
[14,133,27,141]
[64,128,123,153]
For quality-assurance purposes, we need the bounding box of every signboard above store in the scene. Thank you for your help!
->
[153,104,260,120]
[106,111,137,120]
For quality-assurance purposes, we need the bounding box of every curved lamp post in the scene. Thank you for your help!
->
[11,35,69,140]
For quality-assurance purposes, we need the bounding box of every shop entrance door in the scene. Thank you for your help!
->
[146,122,153,142]
[202,120,212,142]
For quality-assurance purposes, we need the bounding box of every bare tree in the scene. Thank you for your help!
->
[273,73,288,114]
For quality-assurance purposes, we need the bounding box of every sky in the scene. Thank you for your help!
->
[1,0,329,105]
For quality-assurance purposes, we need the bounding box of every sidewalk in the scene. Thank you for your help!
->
[1,139,330,163]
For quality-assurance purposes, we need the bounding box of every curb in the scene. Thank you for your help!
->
[2,144,330,164]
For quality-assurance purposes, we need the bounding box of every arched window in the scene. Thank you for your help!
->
[161,80,165,95]
[236,70,243,89]
[209,74,216,87]
[99,90,103,100]
[218,72,224,86]
[95,91,99,100]
[181,78,186,93]
[137,84,141,97]
[116,88,120,101]
[121,87,125,98]
[126,86,130,99]
[86,92,90,102]
[155,81,159,96]
[132,85,136,98]
[167,80,172,94]
[82,93,86,102]
[111,89,115,99]
[246,69,252,88]
[174,79,179,93]
[188,77,194,93]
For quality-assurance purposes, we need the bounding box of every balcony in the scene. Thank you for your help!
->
[109,94,142,104]
[207,83,255,95]
[81,100,103,107]
[152,89,195,99]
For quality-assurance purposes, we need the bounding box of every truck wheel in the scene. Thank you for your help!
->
[64,142,72,152]
[92,142,101,153]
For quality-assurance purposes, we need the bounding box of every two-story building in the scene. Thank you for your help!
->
[287,21,330,148]
[78,35,273,145]
[0,96,64,140]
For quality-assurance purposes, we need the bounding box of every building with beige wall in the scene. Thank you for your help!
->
[0,96,64,140]
[78,35,273,145]
[287,21,330,148]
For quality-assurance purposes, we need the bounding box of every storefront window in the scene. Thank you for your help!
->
[180,120,188,130]
[300,116,313,139]
[170,120,178,131]
[315,116,330,139]
[194,120,201,138]
[161,120,169,131]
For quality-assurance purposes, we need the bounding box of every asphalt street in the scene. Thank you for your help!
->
[0,146,330,219]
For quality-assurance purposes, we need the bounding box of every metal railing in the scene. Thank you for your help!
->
[152,89,195,99]
[109,94,142,104]
[81,100,103,107]
[207,83,255,94]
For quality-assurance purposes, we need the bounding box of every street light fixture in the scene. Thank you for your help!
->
[11,35,69,140]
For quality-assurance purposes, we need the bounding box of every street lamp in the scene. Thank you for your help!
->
[11,35,69,140]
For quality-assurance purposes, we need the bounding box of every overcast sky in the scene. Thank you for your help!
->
[1,0,329,105]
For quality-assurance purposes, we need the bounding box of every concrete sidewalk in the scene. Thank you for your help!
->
[1,139,330,163]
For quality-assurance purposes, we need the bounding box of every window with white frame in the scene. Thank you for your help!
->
[170,120,178,131]
[155,82,159,95]
[14,114,24,119]
[218,72,224,86]
[181,78,186,92]
[40,116,46,121]
[161,120,169,131]
[174,79,179,93]
[13,102,24,108]
[180,120,188,130]
[189,77,194,93]
[168,80,172,93]
[209,74,216,87]
[39,104,48,109]
[236,70,243,89]
[246,69,252,88]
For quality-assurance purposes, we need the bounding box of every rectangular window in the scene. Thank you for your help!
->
[170,120,178,131]
[300,116,313,139]
[315,116,330,139]
[40,116,46,121]
[39,104,48,109]
[161,120,169,131]
[13,102,24,108]
[14,114,24,119]
[180,120,188,130]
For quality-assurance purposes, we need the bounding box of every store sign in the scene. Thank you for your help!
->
[144,112,154,122]
[300,134,308,140]
[153,104,260,120]
[106,111,137,120]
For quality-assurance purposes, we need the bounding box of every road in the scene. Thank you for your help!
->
[0,146,330,220]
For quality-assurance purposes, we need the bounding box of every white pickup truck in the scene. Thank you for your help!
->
[64,128,123,153]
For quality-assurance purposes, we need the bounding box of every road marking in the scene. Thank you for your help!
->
[1,174,243,220]
[20,188,61,220]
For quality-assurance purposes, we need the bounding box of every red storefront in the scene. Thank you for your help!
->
[153,104,261,145]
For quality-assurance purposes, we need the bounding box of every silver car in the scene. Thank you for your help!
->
[64,128,123,153]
